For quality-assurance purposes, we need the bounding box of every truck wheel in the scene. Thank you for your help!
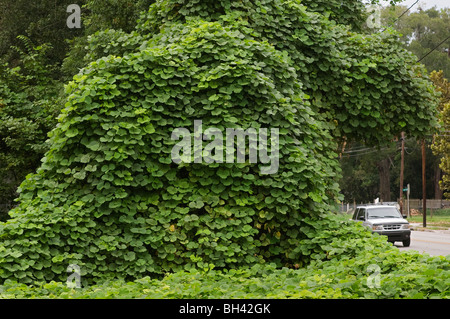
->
[402,239,411,247]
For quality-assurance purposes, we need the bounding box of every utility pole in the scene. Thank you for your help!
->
[399,132,405,215]
[422,140,427,228]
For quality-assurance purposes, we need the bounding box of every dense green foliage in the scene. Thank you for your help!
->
[61,0,156,78]
[340,5,450,204]
[101,0,437,145]
[0,0,85,69]
[0,17,341,284]
[0,0,442,292]
[0,1,158,219]
[1,215,449,299]
[2,257,449,299]
[0,37,63,220]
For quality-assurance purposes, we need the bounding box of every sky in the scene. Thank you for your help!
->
[379,0,449,10]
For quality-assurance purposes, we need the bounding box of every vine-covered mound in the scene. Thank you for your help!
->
[0,19,339,284]
[0,0,438,285]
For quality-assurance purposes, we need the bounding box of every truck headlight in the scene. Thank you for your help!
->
[400,224,410,230]
[372,225,383,231]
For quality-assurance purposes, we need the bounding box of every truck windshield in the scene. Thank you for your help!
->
[367,207,402,219]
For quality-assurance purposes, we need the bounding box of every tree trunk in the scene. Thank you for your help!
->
[378,158,391,202]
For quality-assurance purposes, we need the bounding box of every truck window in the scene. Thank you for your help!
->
[356,208,366,220]
[352,208,360,220]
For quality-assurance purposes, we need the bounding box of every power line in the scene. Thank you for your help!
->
[343,147,377,154]
[342,149,380,158]
[417,35,450,63]
[343,140,402,156]
[381,0,419,32]
[341,146,396,157]
[376,1,449,63]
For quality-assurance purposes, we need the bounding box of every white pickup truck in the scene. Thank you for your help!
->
[351,204,411,247]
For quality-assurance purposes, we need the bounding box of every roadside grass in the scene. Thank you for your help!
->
[407,208,450,230]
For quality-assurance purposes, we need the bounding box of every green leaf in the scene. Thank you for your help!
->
[80,154,91,163]
[86,140,101,151]
[66,128,79,138]
[73,170,86,180]
[144,124,155,134]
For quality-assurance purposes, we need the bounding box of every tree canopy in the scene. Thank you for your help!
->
[339,4,450,204]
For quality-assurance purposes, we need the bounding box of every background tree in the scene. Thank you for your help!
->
[339,141,399,203]
[0,37,63,220]
[0,1,87,220]
[0,0,86,71]
[61,0,156,78]
[0,0,157,220]
[381,5,450,77]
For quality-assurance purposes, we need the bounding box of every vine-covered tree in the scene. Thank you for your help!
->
[0,0,439,284]
[339,4,450,205]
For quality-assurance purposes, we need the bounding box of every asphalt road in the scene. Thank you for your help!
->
[395,230,450,257]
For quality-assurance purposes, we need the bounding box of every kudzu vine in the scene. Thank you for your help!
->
[0,0,439,285]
